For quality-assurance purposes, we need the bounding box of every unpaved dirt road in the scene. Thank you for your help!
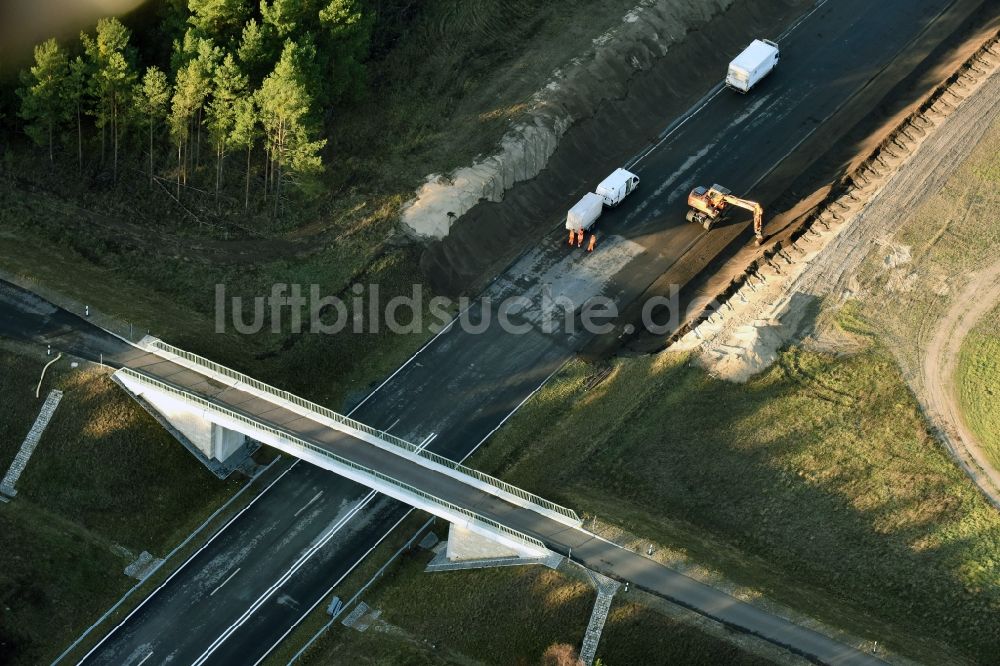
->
[922,259,1000,508]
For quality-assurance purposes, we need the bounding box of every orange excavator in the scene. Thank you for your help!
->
[686,184,765,244]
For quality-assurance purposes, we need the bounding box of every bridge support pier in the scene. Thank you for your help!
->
[447,524,522,560]
[114,373,252,476]
[425,523,563,572]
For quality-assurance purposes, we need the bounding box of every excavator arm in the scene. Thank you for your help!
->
[722,195,764,240]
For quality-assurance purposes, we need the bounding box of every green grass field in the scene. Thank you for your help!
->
[472,345,1000,664]
[957,302,1000,470]
[0,348,241,665]
[599,599,776,666]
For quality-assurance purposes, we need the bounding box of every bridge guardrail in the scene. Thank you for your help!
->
[118,367,547,554]
[145,339,580,525]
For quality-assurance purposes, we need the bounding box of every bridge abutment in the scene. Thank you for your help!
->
[115,372,250,474]
[424,523,563,572]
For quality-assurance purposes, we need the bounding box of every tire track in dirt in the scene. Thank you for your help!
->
[922,259,1000,509]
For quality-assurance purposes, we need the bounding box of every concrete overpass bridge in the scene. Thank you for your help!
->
[114,336,581,563]
[110,336,886,665]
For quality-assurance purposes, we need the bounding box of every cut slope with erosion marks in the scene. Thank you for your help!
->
[400,0,742,240]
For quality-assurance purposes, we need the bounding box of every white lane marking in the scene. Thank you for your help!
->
[385,418,401,432]
[190,491,378,666]
[628,85,724,169]
[251,508,416,666]
[463,362,567,461]
[293,491,324,518]
[626,0,830,172]
[347,302,474,415]
[417,433,437,452]
[776,0,830,41]
[209,568,242,597]
[73,461,295,666]
[135,652,153,666]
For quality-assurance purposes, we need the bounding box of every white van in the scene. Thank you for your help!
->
[726,39,780,93]
[595,168,640,206]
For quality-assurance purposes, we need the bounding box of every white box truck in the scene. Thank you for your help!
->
[726,39,779,93]
[595,168,640,207]
[566,192,604,231]
[566,168,640,231]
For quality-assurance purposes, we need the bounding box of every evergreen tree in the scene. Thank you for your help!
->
[18,39,69,163]
[169,60,200,197]
[317,0,371,103]
[171,30,221,183]
[66,56,89,173]
[105,52,137,184]
[256,40,325,216]
[187,0,248,42]
[81,18,137,183]
[260,0,310,40]
[135,66,170,186]
[229,95,259,211]
[237,18,270,85]
[256,0,372,105]
[207,53,247,200]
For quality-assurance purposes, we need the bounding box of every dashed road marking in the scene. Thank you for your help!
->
[293,491,324,518]
[210,568,241,597]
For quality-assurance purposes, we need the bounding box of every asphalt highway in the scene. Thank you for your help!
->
[0,0,985,663]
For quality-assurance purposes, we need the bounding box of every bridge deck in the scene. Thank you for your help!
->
[122,349,568,548]
[113,344,886,665]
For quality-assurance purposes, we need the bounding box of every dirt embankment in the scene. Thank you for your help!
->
[400,0,738,240]
[417,0,813,296]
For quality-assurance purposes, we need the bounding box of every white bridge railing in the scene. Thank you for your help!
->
[118,367,547,554]
[144,338,580,525]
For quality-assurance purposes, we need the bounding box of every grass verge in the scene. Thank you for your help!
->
[472,345,1000,665]
[270,519,780,666]
[0,347,243,664]
[957,302,1000,470]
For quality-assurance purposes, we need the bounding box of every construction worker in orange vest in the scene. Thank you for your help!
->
[576,228,585,247]
[568,228,575,246]
[587,232,597,252]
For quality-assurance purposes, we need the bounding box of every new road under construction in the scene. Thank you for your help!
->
[6,0,997,664]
